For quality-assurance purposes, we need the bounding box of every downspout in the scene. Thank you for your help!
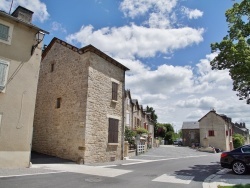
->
[121,71,125,160]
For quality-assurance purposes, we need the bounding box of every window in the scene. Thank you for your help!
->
[208,130,215,137]
[56,98,61,108]
[108,118,119,143]
[51,63,54,72]
[0,20,13,45]
[0,59,9,92]
[0,23,9,41]
[126,113,130,125]
[112,82,118,101]
[190,131,195,139]
[242,147,250,153]
[226,130,228,136]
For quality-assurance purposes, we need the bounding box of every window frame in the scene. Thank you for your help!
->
[208,130,215,137]
[111,82,118,101]
[108,118,119,143]
[0,20,14,45]
[0,59,10,93]
[56,98,61,109]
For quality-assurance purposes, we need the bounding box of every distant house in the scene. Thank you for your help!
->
[32,38,129,164]
[181,121,200,147]
[233,122,249,145]
[199,109,233,151]
[124,90,154,147]
[0,6,48,168]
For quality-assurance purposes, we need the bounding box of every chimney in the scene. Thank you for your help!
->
[11,6,34,23]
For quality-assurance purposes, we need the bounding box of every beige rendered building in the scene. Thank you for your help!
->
[32,38,129,164]
[0,6,48,167]
[199,109,233,151]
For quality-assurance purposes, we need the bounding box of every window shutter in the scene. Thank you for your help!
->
[0,61,8,90]
[112,82,118,100]
[108,118,119,143]
[0,23,9,41]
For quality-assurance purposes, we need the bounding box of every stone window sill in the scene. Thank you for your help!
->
[108,143,119,146]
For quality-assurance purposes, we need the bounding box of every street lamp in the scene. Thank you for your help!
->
[31,31,45,55]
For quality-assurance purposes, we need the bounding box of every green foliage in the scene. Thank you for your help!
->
[135,127,149,135]
[233,133,245,148]
[146,106,158,124]
[210,0,250,100]
[218,184,250,188]
[155,123,175,144]
[124,126,136,144]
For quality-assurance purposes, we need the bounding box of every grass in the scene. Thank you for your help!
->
[218,185,250,188]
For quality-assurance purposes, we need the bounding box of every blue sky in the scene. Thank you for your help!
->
[1,0,249,131]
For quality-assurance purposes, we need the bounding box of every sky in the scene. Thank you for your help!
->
[1,0,249,131]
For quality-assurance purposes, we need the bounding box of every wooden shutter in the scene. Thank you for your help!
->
[112,82,118,100]
[108,118,119,143]
[0,23,9,41]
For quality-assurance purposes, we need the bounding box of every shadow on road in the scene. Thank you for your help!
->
[31,151,74,164]
[173,161,222,182]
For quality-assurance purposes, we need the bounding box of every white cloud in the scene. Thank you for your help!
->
[182,7,203,19]
[66,24,204,59]
[0,0,49,22]
[120,52,250,131]
[120,0,178,18]
[51,22,67,33]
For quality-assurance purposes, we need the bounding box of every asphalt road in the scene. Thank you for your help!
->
[0,146,222,188]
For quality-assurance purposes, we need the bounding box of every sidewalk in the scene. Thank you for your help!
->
[203,168,250,188]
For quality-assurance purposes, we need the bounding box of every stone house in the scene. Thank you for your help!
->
[124,90,154,146]
[199,109,233,151]
[32,38,129,164]
[232,122,249,145]
[0,6,48,167]
[181,121,200,147]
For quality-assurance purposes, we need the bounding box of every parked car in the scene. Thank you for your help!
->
[173,140,183,146]
[220,145,250,175]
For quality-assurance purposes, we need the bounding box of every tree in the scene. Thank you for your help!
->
[210,0,250,100]
[145,106,158,124]
[154,123,174,144]
[233,133,245,148]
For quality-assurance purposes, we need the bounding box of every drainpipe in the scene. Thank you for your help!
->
[121,71,125,160]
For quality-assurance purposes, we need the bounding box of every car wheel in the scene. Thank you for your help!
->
[232,161,246,175]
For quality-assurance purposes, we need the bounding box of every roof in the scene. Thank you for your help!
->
[42,38,129,71]
[198,109,232,123]
[182,121,199,130]
[0,10,49,34]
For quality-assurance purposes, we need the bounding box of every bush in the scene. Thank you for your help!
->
[125,127,136,144]
[233,134,245,148]
[135,127,149,135]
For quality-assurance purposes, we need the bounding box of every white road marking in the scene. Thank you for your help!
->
[0,171,67,178]
[122,155,208,166]
[152,174,194,184]
[32,164,132,177]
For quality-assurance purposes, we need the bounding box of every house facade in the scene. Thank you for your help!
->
[0,6,48,167]
[124,90,154,147]
[233,122,249,145]
[32,38,129,164]
[181,121,200,147]
[199,109,233,151]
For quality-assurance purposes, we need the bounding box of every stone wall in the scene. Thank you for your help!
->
[84,52,125,163]
[32,42,89,162]
[33,40,126,164]
[182,129,200,147]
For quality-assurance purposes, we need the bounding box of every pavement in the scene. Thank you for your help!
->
[0,146,250,188]
[203,168,250,188]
